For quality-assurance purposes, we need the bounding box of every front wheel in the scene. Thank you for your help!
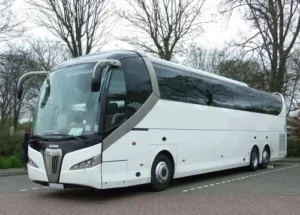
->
[150,154,173,192]
[249,147,259,171]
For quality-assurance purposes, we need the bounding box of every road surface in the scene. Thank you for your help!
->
[1,162,300,215]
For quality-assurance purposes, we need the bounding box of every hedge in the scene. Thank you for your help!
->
[0,131,25,169]
[287,137,300,157]
[0,155,25,169]
[0,131,23,157]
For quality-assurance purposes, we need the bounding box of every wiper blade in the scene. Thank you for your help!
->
[45,133,85,140]
[31,134,48,141]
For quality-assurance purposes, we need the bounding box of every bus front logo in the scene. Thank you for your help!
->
[49,145,59,148]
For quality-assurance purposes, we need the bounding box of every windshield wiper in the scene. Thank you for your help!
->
[31,134,48,141]
[44,133,85,140]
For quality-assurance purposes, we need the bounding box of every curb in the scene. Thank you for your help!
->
[273,158,300,163]
[0,170,27,177]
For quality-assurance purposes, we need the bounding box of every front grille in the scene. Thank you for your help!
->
[52,156,59,174]
[43,148,62,183]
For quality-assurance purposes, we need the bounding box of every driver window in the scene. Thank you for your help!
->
[104,70,126,131]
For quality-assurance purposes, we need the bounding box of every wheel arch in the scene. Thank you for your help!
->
[251,144,260,162]
[150,149,176,177]
[264,144,271,158]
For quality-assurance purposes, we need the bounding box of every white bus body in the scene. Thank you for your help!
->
[19,50,287,191]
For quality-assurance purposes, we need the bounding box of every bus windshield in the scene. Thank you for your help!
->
[32,62,108,138]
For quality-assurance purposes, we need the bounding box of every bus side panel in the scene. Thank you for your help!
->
[135,99,286,177]
[213,130,249,168]
[148,129,214,178]
[126,130,151,186]
[101,130,152,188]
[101,134,130,189]
[270,116,287,161]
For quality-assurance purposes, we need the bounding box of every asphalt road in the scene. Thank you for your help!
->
[1,162,300,215]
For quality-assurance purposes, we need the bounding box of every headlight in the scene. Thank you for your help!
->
[28,158,39,168]
[70,154,101,170]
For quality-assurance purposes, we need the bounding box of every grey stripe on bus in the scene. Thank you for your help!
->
[102,91,159,152]
[140,54,160,97]
[102,54,161,153]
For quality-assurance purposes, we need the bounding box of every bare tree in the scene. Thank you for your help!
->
[285,50,300,116]
[183,45,228,74]
[118,0,207,61]
[219,0,300,94]
[28,0,114,57]
[0,0,24,41]
[217,58,268,91]
[0,52,38,130]
[183,44,268,90]
[0,39,70,130]
[26,40,70,118]
[26,39,70,70]
[7,39,71,121]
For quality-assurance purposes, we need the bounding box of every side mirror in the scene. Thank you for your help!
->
[17,84,24,100]
[91,59,121,92]
[17,71,49,99]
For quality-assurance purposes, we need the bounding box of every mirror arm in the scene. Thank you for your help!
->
[17,71,50,99]
[92,59,121,78]
[91,59,121,92]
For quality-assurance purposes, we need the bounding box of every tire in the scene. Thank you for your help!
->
[249,147,259,171]
[149,154,173,192]
[260,147,270,169]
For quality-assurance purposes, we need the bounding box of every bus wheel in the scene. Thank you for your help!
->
[260,146,270,169]
[249,147,259,171]
[150,153,173,192]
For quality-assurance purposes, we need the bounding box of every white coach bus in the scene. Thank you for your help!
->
[17,50,287,191]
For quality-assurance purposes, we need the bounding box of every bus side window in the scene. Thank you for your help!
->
[209,79,234,109]
[248,89,263,113]
[104,70,126,132]
[232,86,252,111]
[121,57,152,118]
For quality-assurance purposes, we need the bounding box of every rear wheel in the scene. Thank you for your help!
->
[150,154,173,192]
[260,147,270,169]
[249,147,259,171]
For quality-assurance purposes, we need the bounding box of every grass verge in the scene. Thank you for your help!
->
[0,155,25,169]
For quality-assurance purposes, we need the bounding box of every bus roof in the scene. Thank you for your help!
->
[53,50,139,69]
[148,56,249,88]
[54,50,248,87]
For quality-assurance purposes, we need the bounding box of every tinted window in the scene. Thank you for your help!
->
[248,88,263,113]
[107,71,126,95]
[260,92,273,114]
[186,76,212,105]
[153,63,211,105]
[232,86,252,111]
[209,79,234,108]
[121,57,152,118]
[153,61,282,116]
[272,94,283,114]
[104,70,126,131]
[261,93,282,115]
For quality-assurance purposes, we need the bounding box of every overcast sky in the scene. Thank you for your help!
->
[8,0,299,121]
[10,0,247,52]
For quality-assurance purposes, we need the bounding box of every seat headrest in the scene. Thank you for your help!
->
[106,102,118,114]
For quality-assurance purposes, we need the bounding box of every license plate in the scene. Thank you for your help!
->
[49,183,64,189]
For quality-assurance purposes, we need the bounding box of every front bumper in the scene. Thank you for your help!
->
[27,143,102,189]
